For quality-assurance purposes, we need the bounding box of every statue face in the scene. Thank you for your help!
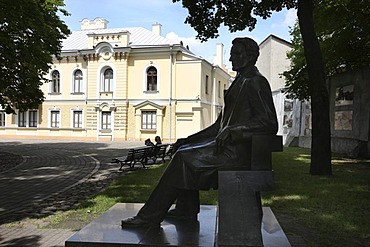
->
[229,43,249,72]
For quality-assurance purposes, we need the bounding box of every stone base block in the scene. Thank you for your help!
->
[65,203,290,247]
[65,203,217,247]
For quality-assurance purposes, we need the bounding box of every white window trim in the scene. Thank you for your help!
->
[17,110,27,127]
[16,109,39,128]
[49,108,61,128]
[28,109,39,128]
[97,64,116,97]
[143,64,160,94]
[0,111,5,127]
[70,108,84,128]
[71,68,85,94]
[49,70,62,94]
[100,111,112,132]
[141,110,157,130]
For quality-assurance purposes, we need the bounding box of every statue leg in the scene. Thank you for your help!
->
[166,190,199,220]
[122,181,180,227]
[176,190,200,214]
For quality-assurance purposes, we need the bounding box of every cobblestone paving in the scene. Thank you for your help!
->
[0,138,142,247]
[0,146,99,223]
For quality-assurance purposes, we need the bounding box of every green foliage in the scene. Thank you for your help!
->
[316,0,370,75]
[282,22,310,100]
[283,0,370,100]
[172,0,296,42]
[0,0,70,113]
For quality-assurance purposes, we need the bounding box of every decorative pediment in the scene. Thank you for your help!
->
[134,100,165,110]
[95,102,116,111]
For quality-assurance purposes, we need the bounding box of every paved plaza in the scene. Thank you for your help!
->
[0,138,142,247]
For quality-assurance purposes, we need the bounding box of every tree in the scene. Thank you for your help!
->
[0,0,70,114]
[283,22,309,101]
[172,0,332,175]
[284,0,370,100]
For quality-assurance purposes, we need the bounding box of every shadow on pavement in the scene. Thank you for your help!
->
[0,140,141,225]
[0,235,41,247]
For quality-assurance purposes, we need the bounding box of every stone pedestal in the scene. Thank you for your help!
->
[65,203,217,247]
[218,170,275,247]
[65,203,290,247]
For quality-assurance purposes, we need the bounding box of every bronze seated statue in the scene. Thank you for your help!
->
[121,37,278,228]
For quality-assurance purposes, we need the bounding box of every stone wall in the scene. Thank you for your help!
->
[328,66,370,157]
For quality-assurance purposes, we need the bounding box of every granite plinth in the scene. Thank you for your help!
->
[65,203,217,247]
[218,170,275,246]
[65,203,290,247]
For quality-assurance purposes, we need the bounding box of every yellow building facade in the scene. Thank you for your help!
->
[0,18,230,142]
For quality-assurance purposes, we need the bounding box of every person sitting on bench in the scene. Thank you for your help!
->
[144,138,154,146]
[121,37,278,228]
[154,136,162,145]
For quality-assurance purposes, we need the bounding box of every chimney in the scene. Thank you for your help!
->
[152,22,162,36]
[213,43,224,69]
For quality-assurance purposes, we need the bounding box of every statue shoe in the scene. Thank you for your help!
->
[121,216,159,228]
[165,209,197,221]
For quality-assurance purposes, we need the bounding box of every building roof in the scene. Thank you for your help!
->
[259,34,292,47]
[62,27,175,51]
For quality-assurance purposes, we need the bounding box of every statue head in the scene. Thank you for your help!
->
[230,37,259,72]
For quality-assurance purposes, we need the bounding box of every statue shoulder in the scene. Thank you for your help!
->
[242,74,270,93]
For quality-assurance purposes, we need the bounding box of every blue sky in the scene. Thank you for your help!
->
[60,0,296,68]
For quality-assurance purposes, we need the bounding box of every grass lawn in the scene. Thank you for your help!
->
[50,147,369,246]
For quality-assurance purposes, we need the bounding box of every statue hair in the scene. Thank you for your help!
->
[232,37,260,65]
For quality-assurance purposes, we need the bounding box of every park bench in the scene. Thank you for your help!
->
[112,144,173,170]
[217,134,283,247]
[151,144,170,163]
[112,146,151,170]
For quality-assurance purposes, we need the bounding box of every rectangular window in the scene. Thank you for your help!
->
[205,75,209,95]
[101,112,111,130]
[142,111,156,130]
[73,111,83,128]
[51,110,60,128]
[29,110,38,127]
[18,112,26,127]
[0,111,5,127]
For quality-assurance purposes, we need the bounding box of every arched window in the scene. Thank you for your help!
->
[73,70,83,93]
[51,70,60,93]
[102,68,113,92]
[146,66,157,91]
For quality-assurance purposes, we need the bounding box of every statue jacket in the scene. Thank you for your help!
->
[163,65,278,190]
[187,65,278,144]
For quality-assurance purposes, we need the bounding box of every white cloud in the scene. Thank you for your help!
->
[165,32,205,54]
[283,9,297,28]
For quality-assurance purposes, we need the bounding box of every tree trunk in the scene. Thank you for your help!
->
[297,0,332,175]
